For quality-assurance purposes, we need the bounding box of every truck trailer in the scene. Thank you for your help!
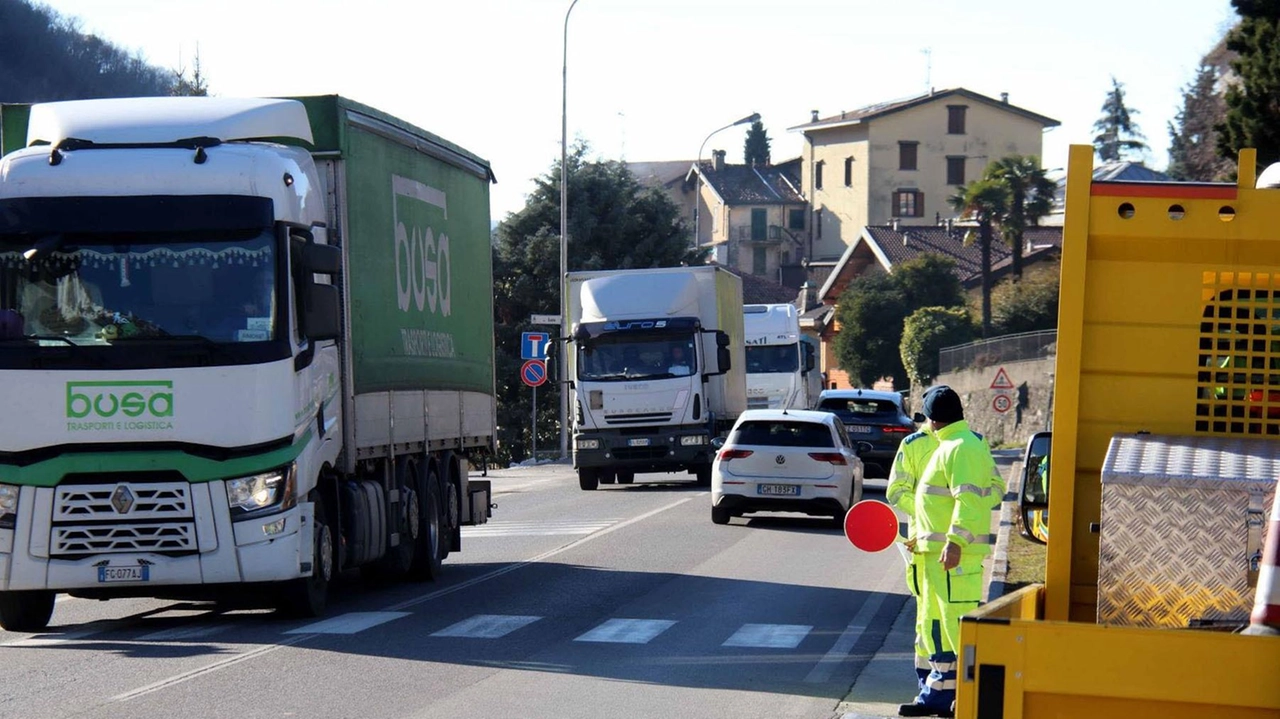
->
[563,266,745,490]
[743,303,819,410]
[0,96,496,631]
[956,145,1280,718]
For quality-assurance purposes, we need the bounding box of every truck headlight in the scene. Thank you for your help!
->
[226,465,295,518]
[680,435,707,446]
[0,483,17,529]
[576,438,601,450]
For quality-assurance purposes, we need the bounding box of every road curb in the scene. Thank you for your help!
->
[986,460,1023,602]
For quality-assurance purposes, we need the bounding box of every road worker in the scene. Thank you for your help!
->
[886,420,937,703]
[898,385,1003,718]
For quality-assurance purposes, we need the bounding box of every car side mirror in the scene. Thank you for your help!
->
[855,441,874,456]
[710,436,726,450]
[1017,431,1052,545]
[912,412,926,424]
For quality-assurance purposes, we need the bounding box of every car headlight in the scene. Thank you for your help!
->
[226,465,295,517]
[576,438,601,450]
[0,483,17,530]
[680,435,707,446]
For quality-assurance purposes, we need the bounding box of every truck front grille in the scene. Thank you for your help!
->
[52,523,197,555]
[747,397,773,409]
[54,482,192,521]
[605,412,673,425]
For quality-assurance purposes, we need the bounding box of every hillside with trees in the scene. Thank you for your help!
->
[0,0,177,101]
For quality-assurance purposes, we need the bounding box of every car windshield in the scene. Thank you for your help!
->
[0,230,278,346]
[578,334,697,381]
[745,343,799,373]
[818,397,903,421]
[730,420,834,448]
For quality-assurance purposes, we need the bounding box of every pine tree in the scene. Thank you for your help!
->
[1169,63,1231,180]
[1092,77,1148,162]
[171,48,209,96]
[743,120,771,167]
[1218,0,1280,169]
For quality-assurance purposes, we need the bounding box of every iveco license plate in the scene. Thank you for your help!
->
[98,565,149,583]
[628,438,651,447]
[758,484,800,496]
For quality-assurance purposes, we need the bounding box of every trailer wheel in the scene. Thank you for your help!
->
[0,590,55,632]
[278,491,333,618]
[616,470,635,485]
[577,468,599,491]
[408,467,444,581]
[695,464,712,487]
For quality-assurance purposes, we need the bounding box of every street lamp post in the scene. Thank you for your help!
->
[560,0,580,460]
[692,112,760,250]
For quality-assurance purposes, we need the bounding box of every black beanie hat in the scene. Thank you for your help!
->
[922,385,964,423]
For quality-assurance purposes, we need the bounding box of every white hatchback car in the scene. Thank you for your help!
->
[711,409,866,526]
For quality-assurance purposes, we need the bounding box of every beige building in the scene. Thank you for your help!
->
[788,88,1060,261]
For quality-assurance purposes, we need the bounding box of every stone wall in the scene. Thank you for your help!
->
[907,357,1056,448]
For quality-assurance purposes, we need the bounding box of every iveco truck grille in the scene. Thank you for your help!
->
[605,412,673,425]
[1196,273,1280,436]
[51,481,197,557]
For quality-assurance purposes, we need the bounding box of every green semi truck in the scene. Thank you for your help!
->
[0,95,496,631]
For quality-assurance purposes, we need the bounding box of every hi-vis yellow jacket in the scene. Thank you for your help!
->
[886,428,937,517]
[913,420,1004,555]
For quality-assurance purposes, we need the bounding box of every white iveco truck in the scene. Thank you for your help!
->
[563,266,745,490]
[743,303,820,410]
[0,96,497,631]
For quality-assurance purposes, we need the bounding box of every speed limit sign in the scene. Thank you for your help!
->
[992,393,1012,413]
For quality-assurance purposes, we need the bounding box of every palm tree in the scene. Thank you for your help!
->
[985,155,1056,280]
[949,179,1010,337]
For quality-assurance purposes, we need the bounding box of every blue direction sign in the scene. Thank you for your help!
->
[521,332,549,360]
[521,359,548,388]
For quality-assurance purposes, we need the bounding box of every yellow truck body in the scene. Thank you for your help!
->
[956,145,1280,718]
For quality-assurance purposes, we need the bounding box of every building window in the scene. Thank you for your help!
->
[752,245,767,275]
[898,141,918,171]
[815,161,824,190]
[892,190,923,218]
[788,208,805,230]
[814,208,823,239]
[947,156,966,185]
[947,105,967,134]
[751,208,767,241]
[844,157,853,186]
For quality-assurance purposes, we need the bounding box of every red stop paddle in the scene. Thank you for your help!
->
[843,500,899,552]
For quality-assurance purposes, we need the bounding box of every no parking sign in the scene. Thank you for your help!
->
[521,359,547,388]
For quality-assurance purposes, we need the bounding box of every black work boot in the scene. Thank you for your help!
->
[898,702,954,718]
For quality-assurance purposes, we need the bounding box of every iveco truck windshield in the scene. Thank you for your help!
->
[577,326,698,381]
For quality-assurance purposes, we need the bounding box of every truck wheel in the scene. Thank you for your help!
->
[578,468,599,491]
[408,467,445,581]
[367,458,419,580]
[711,504,731,525]
[695,465,712,487]
[0,590,55,632]
[616,470,635,485]
[278,491,334,618]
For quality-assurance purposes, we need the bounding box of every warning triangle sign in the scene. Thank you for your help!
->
[990,367,1014,390]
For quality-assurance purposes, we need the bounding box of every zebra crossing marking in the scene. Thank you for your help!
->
[431,614,542,639]
[574,618,676,644]
[285,611,410,635]
[722,623,812,649]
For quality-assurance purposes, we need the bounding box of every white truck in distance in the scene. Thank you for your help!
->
[743,303,820,410]
[562,266,745,490]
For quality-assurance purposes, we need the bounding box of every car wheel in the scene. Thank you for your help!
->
[578,468,599,491]
[711,503,731,525]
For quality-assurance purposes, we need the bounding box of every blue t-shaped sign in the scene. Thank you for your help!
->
[521,332,548,360]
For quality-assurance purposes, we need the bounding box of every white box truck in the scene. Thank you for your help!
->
[743,303,820,410]
[562,266,745,490]
[0,96,497,631]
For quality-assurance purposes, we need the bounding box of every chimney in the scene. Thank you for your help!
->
[1001,92,1009,103]
[811,109,820,122]
[890,218,900,232]
[903,231,912,248]
[713,150,726,172]
[798,281,817,312]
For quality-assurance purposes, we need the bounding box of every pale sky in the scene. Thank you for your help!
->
[38,0,1237,221]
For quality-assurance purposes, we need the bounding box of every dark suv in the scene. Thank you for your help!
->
[815,389,916,478]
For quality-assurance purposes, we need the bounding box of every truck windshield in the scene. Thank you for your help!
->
[578,334,698,381]
[0,230,278,346]
[746,343,799,373]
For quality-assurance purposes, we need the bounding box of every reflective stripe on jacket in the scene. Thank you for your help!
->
[913,419,1003,555]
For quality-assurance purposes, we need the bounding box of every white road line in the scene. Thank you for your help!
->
[431,614,541,639]
[804,560,904,683]
[461,520,618,538]
[723,623,812,649]
[106,493,701,704]
[137,623,232,642]
[574,618,676,644]
[285,611,410,635]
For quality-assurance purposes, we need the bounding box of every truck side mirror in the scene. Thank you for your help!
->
[302,283,341,341]
[803,343,816,373]
[1017,431,1052,545]
[301,243,342,275]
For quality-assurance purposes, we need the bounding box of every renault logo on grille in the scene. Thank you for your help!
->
[110,485,135,514]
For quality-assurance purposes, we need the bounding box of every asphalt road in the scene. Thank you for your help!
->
[0,466,908,719]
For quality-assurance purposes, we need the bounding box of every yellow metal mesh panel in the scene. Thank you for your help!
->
[1196,271,1280,435]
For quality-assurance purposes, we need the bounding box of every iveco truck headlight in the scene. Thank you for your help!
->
[576,438,601,450]
[0,483,17,529]
[226,466,295,517]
